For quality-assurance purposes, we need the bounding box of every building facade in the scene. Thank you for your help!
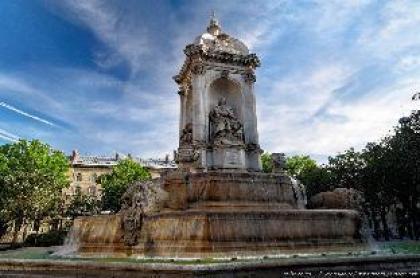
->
[64,150,176,202]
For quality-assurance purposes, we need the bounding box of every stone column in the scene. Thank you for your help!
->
[178,90,185,136]
[190,63,207,168]
[191,78,205,142]
[242,70,259,145]
[242,69,261,170]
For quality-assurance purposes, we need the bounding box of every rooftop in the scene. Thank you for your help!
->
[69,150,177,169]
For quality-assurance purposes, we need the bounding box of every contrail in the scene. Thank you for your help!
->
[0,102,56,127]
[0,128,19,143]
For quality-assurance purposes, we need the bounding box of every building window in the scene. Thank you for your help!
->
[91,173,98,183]
[76,173,82,181]
[75,185,82,195]
[88,186,97,196]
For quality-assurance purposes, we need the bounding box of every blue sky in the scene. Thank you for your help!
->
[0,0,418,162]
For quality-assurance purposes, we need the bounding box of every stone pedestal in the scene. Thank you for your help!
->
[73,171,362,258]
[75,209,361,258]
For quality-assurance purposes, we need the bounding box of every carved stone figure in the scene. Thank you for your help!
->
[120,180,169,246]
[209,97,244,146]
[180,123,193,145]
[271,153,286,173]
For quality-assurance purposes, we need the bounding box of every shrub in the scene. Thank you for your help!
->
[24,230,67,247]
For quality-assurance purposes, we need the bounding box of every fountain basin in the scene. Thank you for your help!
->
[74,209,361,258]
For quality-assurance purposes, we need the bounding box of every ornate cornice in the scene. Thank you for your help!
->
[184,44,203,57]
[174,44,260,88]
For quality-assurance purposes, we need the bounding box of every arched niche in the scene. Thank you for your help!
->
[208,78,243,122]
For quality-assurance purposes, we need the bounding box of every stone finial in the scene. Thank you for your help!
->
[207,10,221,36]
[271,153,286,173]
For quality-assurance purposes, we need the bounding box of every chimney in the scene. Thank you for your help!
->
[71,149,80,163]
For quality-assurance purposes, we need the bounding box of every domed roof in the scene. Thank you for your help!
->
[193,15,249,56]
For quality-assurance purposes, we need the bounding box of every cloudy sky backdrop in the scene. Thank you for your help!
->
[0,0,418,162]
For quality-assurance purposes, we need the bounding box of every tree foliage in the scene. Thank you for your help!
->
[100,158,151,212]
[288,111,420,240]
[261,152,272,173]
[286,155,317,177]
[0,140,69,240]
[65,188,100,219]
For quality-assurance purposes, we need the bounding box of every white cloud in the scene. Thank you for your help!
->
[53,1,151,75]
[357,1,420,58]
[258,64,415,161]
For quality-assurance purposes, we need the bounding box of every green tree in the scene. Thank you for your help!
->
[360,141,395,240]
[100,158,151,212]
[286,155,317,177]
[284,155,332,198]
[0,151,10,238]
[387,111,420,239]
[0,140,69,242]
[327,148,364,191]
[65,188,100,219]
[261,152,272,173]
[299,166,333,199]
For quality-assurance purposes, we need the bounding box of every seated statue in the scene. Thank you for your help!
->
[209,97,244,146]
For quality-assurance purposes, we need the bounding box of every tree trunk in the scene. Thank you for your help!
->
[0,221,8,240]
[12,217,23,245]
[380,207,390,241]
[22,223,28,242]
[410,196,418,240]
[372,211,380,240]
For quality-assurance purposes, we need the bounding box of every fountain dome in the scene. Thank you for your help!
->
[193,16,249,55]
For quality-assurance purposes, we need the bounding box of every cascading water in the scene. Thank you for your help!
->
[54,224,80,257]
[290,177,307,209]
[359,212,379,251]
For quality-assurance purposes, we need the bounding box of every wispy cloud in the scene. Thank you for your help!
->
[49,0,151,76]
[0,102,57,127]
[0,128,19,143]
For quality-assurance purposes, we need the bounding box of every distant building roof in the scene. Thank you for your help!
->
[69,149,176,169]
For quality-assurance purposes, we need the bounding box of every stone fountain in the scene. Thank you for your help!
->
[70,16,361,258]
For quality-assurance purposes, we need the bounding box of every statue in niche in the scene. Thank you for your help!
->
[209,97,244,146]
[180,123,193,145]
